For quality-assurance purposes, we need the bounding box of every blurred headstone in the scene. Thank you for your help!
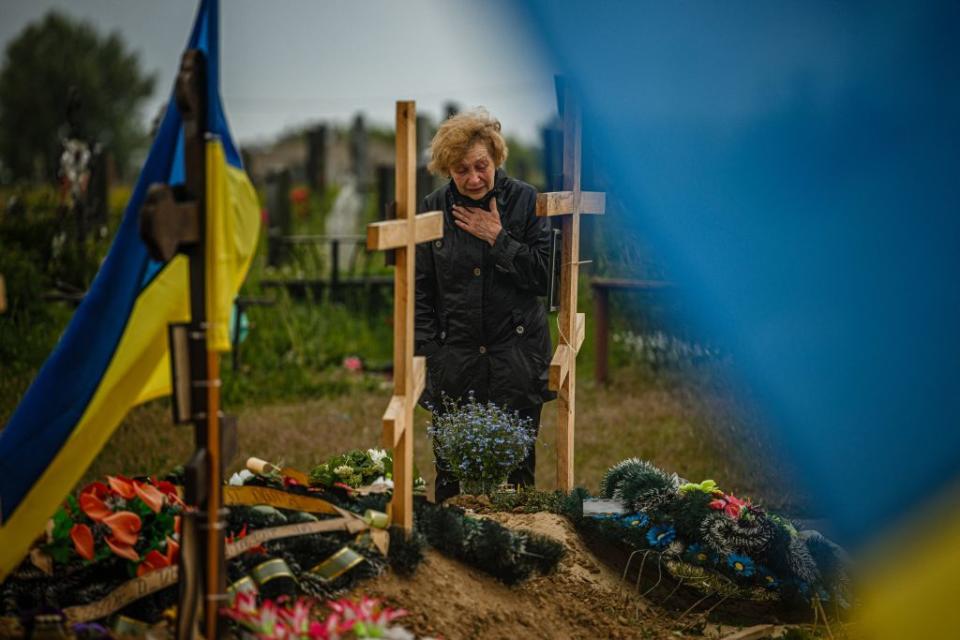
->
[266,168,292,266]
[350,114,369,188]
[306,124,329,192]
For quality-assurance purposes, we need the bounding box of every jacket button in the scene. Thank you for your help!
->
[516,325,525,335]
[473,267,481,276]
[440,331,446,340]
[479,345,487,354]
[434,240,442,248]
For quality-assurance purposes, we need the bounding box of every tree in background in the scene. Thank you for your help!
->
[0,11,156,183]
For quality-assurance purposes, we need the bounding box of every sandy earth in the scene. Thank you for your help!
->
[356,512,719,640]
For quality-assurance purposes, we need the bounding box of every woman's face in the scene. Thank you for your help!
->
[450,141,496,200]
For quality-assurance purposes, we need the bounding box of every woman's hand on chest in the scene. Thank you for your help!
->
[451,198,503,246]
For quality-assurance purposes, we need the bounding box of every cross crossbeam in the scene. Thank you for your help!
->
[536,85,606,492]
[365,101,442,532]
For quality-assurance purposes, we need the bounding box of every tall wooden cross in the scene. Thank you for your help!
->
[536,87,606,492]
[366,101,443,531]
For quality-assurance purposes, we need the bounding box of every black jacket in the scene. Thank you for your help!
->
[415,169,554,411]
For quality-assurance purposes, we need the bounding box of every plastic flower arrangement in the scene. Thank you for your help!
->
[620,513,650,529]
[709,492,751,519]
[726,553,756,578]
[310,449,394,489]
[645,524,677,550]
[427,394,536,495]
[222,587,412,640]
[42,475,182,576]
[593,458,852,607]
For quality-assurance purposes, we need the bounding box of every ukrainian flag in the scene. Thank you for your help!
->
[522,0,960,636]
[0,0,258,580]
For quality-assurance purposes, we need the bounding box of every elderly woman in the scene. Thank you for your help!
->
[415,108,554,502]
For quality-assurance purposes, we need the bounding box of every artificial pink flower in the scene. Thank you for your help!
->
[709,493,751,519]
[70,524,95,561]
[342,356,363,373]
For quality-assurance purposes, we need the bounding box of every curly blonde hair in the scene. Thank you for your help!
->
[428,108,509,177]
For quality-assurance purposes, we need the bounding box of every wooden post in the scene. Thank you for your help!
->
[535,85,605,491]
[366,101,443,531]
[594,284,609,385]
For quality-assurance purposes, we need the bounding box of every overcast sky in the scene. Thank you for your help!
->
[0,0,558,145]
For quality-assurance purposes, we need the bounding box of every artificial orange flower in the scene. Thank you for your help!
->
[134,481,165,513]
[164,536,180,565]
[104,537,140,562]
[102,511,141,546]
[107,475,137,500]
[136,550,171,576]
[70,524,95,561]
[79,492,111,521]
[105,536,140,562]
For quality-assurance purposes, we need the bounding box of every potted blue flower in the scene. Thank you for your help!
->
[427,394,536,496]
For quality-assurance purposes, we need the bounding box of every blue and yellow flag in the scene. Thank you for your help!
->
[522,0,960,635]
[0,0,259,579]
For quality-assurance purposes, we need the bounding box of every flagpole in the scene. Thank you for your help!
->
[139,47,227,639]
[177,49,227,640]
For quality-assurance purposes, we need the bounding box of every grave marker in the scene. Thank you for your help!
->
[366,101,443,531]
[536,86,606,491]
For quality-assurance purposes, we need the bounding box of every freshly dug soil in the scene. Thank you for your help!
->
[356,512,706,639]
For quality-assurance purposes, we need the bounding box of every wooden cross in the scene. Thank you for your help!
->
[536,87,605,492]
[366,101,443,532]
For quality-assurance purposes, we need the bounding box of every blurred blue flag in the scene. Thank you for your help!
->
[520,0,960,548]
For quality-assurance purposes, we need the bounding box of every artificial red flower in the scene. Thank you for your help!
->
[134,481,165,513]
[80,481,112,500]
[79,492,111,521]
[102,511,142,546]
[107,475,137,500]
[174,515,182,536]
[105,536,140,562]
[70,524,95,561]
[136,550,171,577]
[152,479,184,506]
[226,524,266,555]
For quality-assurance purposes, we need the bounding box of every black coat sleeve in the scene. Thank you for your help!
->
[415,198,441,356]
[488,189,552,295]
